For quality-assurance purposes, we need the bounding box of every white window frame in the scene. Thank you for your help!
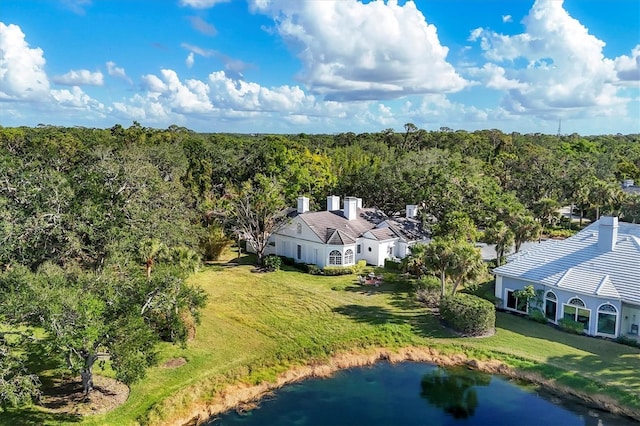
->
[544,290,558,323]
[505,288,528,313]
[329,250,342,266]
[562,297,591,332]
[344,249,354,265]
[595,302,618,337]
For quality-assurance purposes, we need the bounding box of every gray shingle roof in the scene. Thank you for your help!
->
[493,218,640,305]
[299,208,386,243]
[297,207,429,244]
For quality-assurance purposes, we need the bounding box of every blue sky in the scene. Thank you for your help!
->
[1,0,639,135]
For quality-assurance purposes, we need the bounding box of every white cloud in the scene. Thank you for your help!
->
[250,0,468,101]
[140,69,213,114]
[502,15,512,23]
[469,0,625,119]
[208,70,313,112]
[0,22,50,100]
[615,45,640,82]
[469,63,528,91]
[187,16,217,36]
[52,69,104,86]
[181,43,251,76]
[106,61,133,85]
[186,52,195,68]
[51,85,103,109]
[181,42,216,58]
[179,0,229,9]
[62,0,91,15]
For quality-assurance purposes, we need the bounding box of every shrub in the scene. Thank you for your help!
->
[201,225,232,261]
[528,308,548,324]
[280,256,296,266]
[305,264,322,275]
[546,228,576,239]
[615,335,640,348]
[415,288,440,308]
[263,255,282,271]
[354,260,367,274]
[384,259,401,270]
[415,275,441,291]
[322,266,354,276]
[558,318,584,334]
[439,293,495,336]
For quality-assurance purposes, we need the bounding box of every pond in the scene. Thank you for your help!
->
[208,361,635,426]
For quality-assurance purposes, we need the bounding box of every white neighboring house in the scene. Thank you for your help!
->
[493,216,640,340]
[264,195,430,268]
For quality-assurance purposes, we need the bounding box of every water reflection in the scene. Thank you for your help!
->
[210,362,636,426]
[420,366,490,419]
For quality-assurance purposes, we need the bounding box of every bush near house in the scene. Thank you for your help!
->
[528,307,548,324]
[440,293,496,336]
[558,318,585,334]
[322,261,367,276]
[263,255,282,271]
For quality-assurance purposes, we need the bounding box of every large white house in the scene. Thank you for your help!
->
[493,216,640,340]
[264,195,430,268]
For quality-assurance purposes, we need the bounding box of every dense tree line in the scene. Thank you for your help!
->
[0,123,639,408]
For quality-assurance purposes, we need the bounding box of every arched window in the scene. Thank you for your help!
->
[568,297,585,307]
[544,291,557,322]
[596,303,618,336]
[344,249,354,265]
[329,250,342,265]
[563,297,590,331]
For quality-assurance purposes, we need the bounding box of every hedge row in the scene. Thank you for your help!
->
[277,256,367,275]
[439,293,496,336]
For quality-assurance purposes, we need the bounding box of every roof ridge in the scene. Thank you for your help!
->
[556,267,572,288]
[595,274,610,295]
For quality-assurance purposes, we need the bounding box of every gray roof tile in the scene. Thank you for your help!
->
[494,218,640,304]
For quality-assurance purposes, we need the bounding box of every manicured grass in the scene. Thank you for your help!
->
[4,255,639,424]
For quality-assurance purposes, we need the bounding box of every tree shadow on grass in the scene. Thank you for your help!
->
[24,336,66,389]
[333,304,407,326]
[496,311,640,402]
[0,407,81,425]
[497,312,640,357]
[332,303,454,339]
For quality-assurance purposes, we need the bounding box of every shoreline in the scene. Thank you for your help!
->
[166,346,640,426]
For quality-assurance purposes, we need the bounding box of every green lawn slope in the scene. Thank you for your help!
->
[4,254,639,425]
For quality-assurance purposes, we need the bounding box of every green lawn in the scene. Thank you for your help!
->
[3,256,639,425]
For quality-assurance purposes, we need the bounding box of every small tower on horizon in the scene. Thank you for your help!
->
[557,119,562,137]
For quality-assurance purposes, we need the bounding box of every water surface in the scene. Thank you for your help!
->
[210,361,635,426]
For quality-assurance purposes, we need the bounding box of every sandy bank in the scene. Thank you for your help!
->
[166,346,640,426]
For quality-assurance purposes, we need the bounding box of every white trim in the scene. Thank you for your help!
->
[562,297,591,333]
[544,290,558,324]
[595,302,619,338]
[504,288,528,314]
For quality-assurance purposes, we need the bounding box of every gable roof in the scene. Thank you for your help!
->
[493,218,640,305]
[295,206,429,244]
[299,208,386,244]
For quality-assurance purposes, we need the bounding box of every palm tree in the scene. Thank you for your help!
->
[139,239,166,280]
[484,221,515,266]
[402,243,427,277]
[171,246,201,275]
[423,238,456,297]
[509,215,541,253]
[448,242,485,294]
